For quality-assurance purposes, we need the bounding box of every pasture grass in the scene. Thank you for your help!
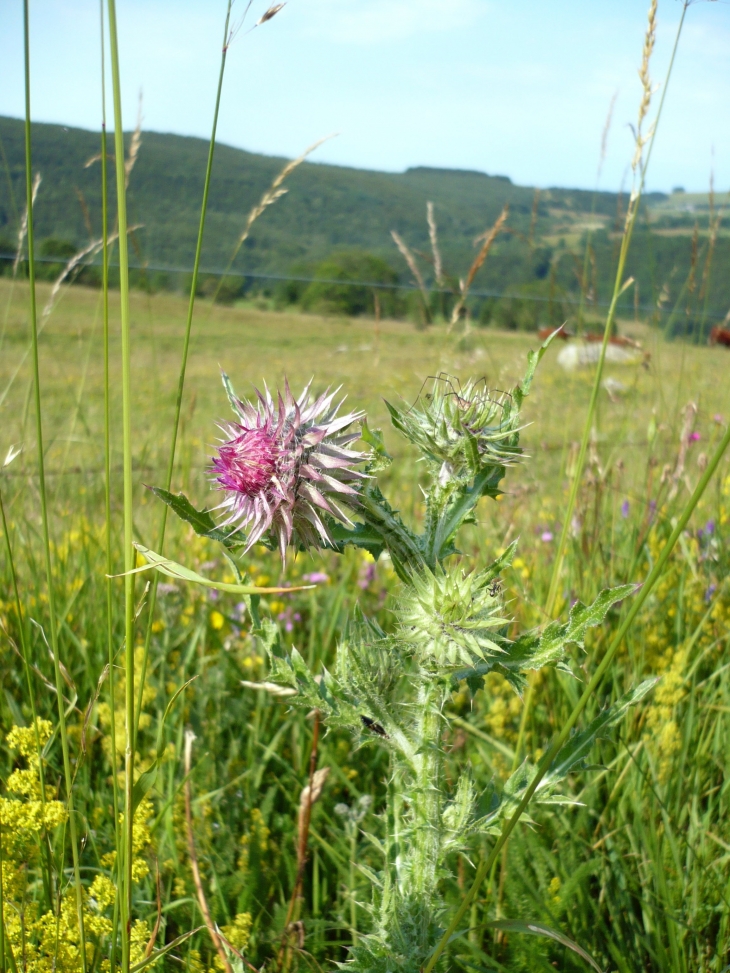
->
[2,277,730,972]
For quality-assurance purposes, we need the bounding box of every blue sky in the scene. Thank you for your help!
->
[1,0,728,193]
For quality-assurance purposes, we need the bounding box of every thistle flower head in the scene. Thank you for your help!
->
[385,375,525,485]
[398,563,508,670]
[211,375,367,560]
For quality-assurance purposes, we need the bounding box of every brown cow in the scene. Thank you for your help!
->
[584,332,643,349]
[538,324,571,341]
[710,326,730,347]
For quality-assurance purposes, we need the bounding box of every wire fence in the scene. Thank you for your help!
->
[2,251,729,324]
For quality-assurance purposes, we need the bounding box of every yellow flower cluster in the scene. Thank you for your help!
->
[1,720,156,973]
[213,912,253,970]
[641,518,730,782]
[1,719,68,868]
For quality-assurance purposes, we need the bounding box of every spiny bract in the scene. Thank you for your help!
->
[385,375,525,484]
[398,563,508,669]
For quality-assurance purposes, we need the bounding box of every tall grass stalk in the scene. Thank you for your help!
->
[104,2,135,969]
[545,0,687,619]
[99,2,122,969]
[22,2,87,965]
[425,408,730,973]
[510,0,689,769]
[134,0,234,740]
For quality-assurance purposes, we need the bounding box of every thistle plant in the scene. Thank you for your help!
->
[154,337,653,972]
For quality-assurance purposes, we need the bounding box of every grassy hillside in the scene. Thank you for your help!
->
[1,115,728,328]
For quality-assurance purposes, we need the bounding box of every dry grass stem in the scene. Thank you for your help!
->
[598,91,618,182]
[426,202,443,286]
[125,94,143,189]
[666,401,697,501]
[184,730,233,973]
[41,224,143,325]
[13,171,41,276]
[391,229,431,323]
[257,3,286,25]
[450,205,508,326]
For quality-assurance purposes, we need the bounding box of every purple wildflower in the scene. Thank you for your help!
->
[706,520,715,535]
[541,530,554,543]
[621,499,630,518]
[303,571,330,584]
[211,379,367,560]
[689,431,701,443]
[358,561,376,589]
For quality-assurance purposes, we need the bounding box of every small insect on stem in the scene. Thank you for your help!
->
[361,715,388,738]
[488,578,503,598]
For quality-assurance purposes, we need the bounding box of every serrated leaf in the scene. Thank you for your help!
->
[125,544,313,595]
[507,584,637,672]
[543,678,656,787]
[431,467,504,563]
[361,419,392,471]
[149,486,242,548]
[327,521,385,560]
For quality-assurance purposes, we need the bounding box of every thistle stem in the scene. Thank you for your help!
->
[411,681,442,898]
[23,3,87,964]
[423,404,730,973]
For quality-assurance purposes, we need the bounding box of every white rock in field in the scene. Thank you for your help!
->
[557,340,642,371]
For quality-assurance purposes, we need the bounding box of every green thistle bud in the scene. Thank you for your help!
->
[385,376,524,484]
[398,564,508,669]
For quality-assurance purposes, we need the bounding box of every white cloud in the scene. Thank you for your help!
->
[304,0,486,44]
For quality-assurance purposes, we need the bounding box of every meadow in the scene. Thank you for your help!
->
[4,1,730,971]
[2,271,730,973]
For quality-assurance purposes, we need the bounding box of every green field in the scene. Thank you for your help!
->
[3,275,730,972]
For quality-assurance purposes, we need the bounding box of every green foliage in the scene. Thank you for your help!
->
[4,116,728,323]
[36,237,77,281]
[301,252,401,318]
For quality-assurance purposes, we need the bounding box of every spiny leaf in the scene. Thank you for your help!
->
[327,521,386,560]
[360,419,392,471]
[507,583,637,672]
[148,486,242,548]
[543,678,656,786]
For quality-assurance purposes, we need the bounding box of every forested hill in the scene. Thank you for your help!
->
[0,115,634,272]
[1,114,727,328]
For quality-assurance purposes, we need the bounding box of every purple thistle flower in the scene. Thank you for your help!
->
[211,377,367,560]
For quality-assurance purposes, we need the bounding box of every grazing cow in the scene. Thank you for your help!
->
[584,332,643,349]
[538,324,571,341]
[710,326,730,347]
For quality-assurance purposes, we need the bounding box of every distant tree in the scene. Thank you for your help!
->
[301,251,402,318]
[37,237,77,281]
